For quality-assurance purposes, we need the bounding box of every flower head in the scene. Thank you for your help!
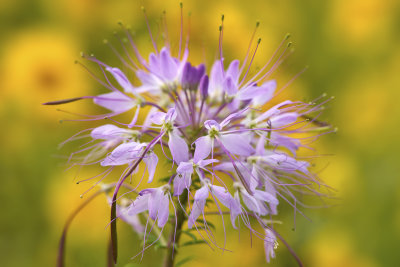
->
[48,6,333,266]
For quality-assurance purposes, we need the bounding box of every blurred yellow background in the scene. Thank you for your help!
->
[1,0,399,266]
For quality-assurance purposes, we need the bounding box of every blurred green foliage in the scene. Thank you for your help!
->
[1,0,400,266]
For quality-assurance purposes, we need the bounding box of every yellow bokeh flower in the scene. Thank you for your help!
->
[1,29,91,119]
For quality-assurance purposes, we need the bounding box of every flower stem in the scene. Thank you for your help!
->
[163,193,188,267]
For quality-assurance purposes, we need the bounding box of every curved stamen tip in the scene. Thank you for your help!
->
[219,25,223,31]
[43,97,83,105]
[285,33,291,40]
[221,14,225,21]
[287,42,292,48]
[257,38,262,44]
[256,21,260,27]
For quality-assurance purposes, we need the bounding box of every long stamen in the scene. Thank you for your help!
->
[239,38,261,86]
[178,2,183,59]
[219,15,225,77]
[240,21,260,74]
[141,6,159,54]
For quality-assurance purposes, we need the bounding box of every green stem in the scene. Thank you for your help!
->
[163,193,188,267]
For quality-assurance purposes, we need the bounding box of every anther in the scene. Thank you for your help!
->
[257,38,262,44]
[256,21,260,27]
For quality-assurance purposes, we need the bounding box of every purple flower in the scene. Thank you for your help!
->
[188,179,242,229]
[128,185,171,228]
[135,47,188,94]
[49,9,332,266]
[264,228,278,263]
[193,111,255,162]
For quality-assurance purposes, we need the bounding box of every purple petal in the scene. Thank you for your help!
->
[91,124,128,140]
[148,189,163,220]
[160,47,177,80]
[143,152,158,183]
[237,80,276,106]
[194,185,209,201]
[188,199,206,229]
[199,75,209,99]
[211,185,242,229]
[116,204,144,233]
[193,136,213,162]
[226,59,240,84]
[204,120,221,131]
[219,134,255,156]
[219,107,249,128]
[176,161,194,173]
[223,76,237,96]
[254,190,279,205]
[197,159,219,167]
[93,92,135,113]
[136,70,162,94]
[157,193,170,228]
[211,185,232,207]
[173,167,192,196]
[165,108,177,122]
[270,112,298,127]
[106,67,135,93]
[188,185,209,228]
[241,190,261,214]
[101,142,145,166]
[128,105,141,128]
[231,192,242,229]
[148,53,161,74]
[149,111,166,125]
[128,193,150,216]
[255,100,293,123]
[209,60,224,96]
[264,229,277,263]
[168,130,189,164]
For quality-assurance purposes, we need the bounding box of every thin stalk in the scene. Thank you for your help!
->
[163,193,188,267]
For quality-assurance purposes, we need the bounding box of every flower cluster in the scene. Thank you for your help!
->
[48,9,332,267]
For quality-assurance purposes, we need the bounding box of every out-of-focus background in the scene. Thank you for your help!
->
[1,0,399,266]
